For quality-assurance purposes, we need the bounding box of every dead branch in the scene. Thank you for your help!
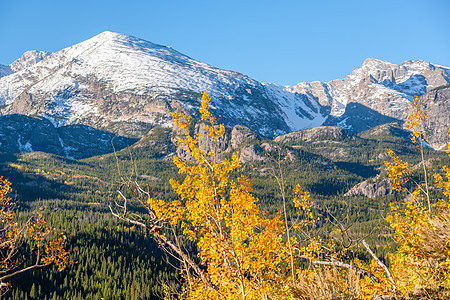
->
[362,240,397,292]
[296,254,381,284]
[108,178,212,289]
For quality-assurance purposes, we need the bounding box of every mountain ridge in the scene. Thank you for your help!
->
[0,31,449,157]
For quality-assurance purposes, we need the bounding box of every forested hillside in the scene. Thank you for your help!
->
[0,93,449,299]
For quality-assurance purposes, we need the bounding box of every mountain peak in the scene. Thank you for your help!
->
[361,58,395,69]
[91,31,133,43]
[87,31,166,51]
[10,50,52,72]
[1,31,449,148]
[95,30,121,38]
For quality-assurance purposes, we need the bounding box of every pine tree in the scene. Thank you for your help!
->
[29,283,36,299]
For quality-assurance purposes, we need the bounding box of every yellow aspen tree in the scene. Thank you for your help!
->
[112,91,288,299]
[0,176,72,292]
[111,91,396,300]
[384,95,450,297]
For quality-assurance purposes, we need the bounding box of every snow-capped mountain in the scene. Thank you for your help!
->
[291,58,450,131]
[0,51,52,79]
[0,31,449,157]
[9,50,53,72]
[0,31,309,138]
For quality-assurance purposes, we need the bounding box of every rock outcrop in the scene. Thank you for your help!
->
[345,175,394,198]
[230,125,259,149]
[421,86,450,150]
[274,126,351,143]
[358,122,410,140]
[9,50,52,72]
[1,32,449,157]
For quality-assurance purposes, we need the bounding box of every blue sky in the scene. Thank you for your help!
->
[1,0,449,86]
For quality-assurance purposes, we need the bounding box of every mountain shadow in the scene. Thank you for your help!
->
[0,114,138,159]
[323,102,402,133]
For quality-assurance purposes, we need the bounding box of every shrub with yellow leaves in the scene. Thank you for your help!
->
[384,95,450,298]
[111,92,289,299]
[0,176,72,293]
[111,91,395,300]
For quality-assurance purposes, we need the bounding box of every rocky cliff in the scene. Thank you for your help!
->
[1,31,449,158]
[421,86,450,150]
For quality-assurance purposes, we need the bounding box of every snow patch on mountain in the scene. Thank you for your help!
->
[0,31,265,121]
[291,58,450,121]
[13,31,258,99]
[264,83,327,131]
[0,65,13,78]
[1,31,450,141]
[10,50,52,72]
[17,136,33,153]
[58,136,76,159]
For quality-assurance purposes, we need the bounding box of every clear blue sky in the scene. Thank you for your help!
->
[1,0,449,86]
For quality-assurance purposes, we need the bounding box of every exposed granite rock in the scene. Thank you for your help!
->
[345,175,393,198]
[170,123,280,163]
[9,91,40,115]
[293,59,450,122]
[274,126,351,143]
[323,103,401,133]
[171,122,230,161]
[196,123,229,154]
[239,144,266,163]
[421,86,450,150]
[230,125,258,149]
[10,50,52,72]
[358,122,410,140]
[238,142,295,164]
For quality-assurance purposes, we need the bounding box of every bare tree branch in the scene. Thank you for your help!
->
[362,240,397,292]
[295,254,381,284]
